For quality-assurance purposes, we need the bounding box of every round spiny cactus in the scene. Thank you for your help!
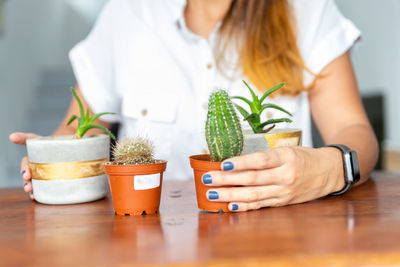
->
[206,90,243,161]
[112,136,157,165]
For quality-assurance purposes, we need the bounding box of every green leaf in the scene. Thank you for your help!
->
[244,113,261,133]
[258,118,293,130]
[244,112,260,123]
[70,87,85,120]
[68,87,117,139]
[242,80,260,105]
[231,96,254,111]
[260,82,285,103]
[234,104,250,118]
[234,104,260,133]
[260,104,292,116]
[248,121,260,133]
[67,115,78,126]
[88,112,116,124]
[85,109,90,122]
[78,124,116,140]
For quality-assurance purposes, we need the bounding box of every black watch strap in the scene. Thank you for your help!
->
[329,179,353,196]
[326,144,360,196]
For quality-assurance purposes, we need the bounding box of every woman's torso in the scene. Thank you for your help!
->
[71,0,361,180]
[113,0,312,180]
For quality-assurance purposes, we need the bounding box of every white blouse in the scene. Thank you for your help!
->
[69,0,361,181]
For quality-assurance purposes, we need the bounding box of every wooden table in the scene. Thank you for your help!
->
[1,172,400,266]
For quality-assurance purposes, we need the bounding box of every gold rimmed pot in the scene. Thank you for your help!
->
[26,134,110,204]
[242,128,302,154]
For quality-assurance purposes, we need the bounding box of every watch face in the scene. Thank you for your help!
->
[350,151,360,183]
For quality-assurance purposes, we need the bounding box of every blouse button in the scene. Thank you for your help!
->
[141,109,148,117]
[206,63,213,69]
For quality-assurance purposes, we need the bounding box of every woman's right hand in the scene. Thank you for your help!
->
[9,132,41,199]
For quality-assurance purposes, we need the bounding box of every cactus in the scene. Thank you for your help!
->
[205,90,244,162]
[111,136,158,165]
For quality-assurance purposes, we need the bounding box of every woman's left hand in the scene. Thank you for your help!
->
[202,146,345,212]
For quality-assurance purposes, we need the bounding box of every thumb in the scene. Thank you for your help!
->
[9,132,41,146]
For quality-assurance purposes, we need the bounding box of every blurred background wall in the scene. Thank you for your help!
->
[0,0,399,187]
[337,0,400,171]
[0,0,107,186]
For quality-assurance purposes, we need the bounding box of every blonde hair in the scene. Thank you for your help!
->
[216,0,312,96]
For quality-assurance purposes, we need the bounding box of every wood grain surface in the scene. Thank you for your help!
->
[1,172,400,266]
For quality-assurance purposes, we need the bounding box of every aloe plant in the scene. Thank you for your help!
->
[67,87,116,139]
[232,80,293,134]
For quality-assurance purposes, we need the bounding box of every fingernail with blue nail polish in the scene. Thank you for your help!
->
[208,191,219,200]
[231,204,238,211]
[202,174,212,184]
[21,170,26,176]
[222,162,234,171]
[23,183,27,187]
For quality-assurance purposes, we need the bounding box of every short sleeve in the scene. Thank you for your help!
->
[291,0,361,83]
[69,0,121,123]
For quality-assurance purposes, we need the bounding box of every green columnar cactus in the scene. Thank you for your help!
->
[205,90,244,162]
[112,137,158,165]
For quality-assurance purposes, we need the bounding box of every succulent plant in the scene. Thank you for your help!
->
[67,87,116,139]
[232,80,293,134]
[205,90,244,162]
[111,136,158,165]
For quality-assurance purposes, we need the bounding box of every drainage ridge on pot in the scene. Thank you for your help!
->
[104,136,167,216]
[26,134,110,205]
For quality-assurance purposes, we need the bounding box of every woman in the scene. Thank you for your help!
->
[10,0,378,212]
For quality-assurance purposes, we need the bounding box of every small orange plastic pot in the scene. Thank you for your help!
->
[104,161,167,215]
[189,154,230,213]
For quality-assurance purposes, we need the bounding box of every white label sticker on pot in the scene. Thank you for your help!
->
[134,173,161,190]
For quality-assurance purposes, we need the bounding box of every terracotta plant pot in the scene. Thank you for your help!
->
[104,161,167,216]
[189,154,230,213]
[190,129,302,213]
[26,134,110,205]
[242,128,302,154]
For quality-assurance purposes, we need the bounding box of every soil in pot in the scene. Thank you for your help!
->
[104,161,167,216]
[189,154,231,213]
[26,134,110,205]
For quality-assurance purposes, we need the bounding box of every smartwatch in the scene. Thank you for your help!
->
[326,144,360,196]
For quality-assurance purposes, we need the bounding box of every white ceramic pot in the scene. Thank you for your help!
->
[242,128,302,155]
[26,134,110,205]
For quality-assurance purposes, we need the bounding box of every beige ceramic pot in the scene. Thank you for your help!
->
[242,128,302,154]
[26,134,110,204]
